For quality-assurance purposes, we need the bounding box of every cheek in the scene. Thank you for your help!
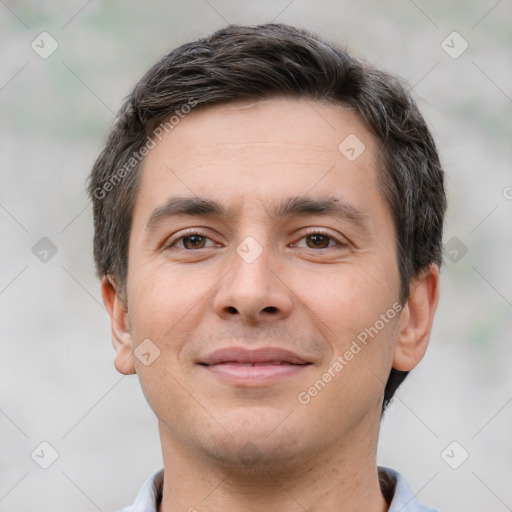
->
[126,262,226,397]
[298,276,400,430]
[125,265,206,425]
[300,262,398,335]
[127,262,212,337]
[295,260,400,395]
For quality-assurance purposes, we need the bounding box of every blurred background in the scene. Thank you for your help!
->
[1,1,511,510]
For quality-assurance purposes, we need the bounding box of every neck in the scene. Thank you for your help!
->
[157,421,388,512]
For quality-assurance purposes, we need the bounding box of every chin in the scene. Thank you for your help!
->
[194,408,308,473]
[206,438,303,475]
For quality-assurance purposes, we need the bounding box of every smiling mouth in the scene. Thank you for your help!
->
[202,361,307,367]
[199,346,312,365]
[197,346,314,386]
[201,362,310,384]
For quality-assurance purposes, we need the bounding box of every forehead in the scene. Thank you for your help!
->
[134,97,384,220]
[147,97,376,159]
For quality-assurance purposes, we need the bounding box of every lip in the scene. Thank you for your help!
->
[198,346,313,386]
[199,347,311,366]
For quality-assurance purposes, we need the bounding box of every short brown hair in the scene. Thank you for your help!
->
[87,23,446,411]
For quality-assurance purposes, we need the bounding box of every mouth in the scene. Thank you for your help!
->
[198,347,313,386]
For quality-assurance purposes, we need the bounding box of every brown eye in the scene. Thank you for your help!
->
[305,234,331,249]
[182,235,206,249]
[166,231,219,251]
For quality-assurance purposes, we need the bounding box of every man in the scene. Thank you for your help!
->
[88,23,445,512]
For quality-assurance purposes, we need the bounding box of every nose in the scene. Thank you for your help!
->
[213,243,294,325]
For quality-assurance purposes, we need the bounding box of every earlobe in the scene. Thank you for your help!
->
[101,276,136,375]
[392,264,440,372]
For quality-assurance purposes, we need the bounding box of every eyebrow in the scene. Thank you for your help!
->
[144,195,371,235]
[144,197,234,235]
[269,196,370,228]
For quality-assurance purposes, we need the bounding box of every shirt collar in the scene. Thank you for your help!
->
[119,466,439,512]
[118,468,163,512]
[380,467,440,512]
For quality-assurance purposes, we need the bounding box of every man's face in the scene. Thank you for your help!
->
[122,98,403,468]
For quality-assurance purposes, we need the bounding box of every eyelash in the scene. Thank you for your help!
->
[295,228,347,249]
[165,229,215,249]
[165,228,347,250]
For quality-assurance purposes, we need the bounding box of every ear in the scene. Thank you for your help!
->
[393,264,440,371]
[101,276,136,375]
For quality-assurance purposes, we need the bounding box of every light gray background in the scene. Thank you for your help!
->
[1,1,511,511]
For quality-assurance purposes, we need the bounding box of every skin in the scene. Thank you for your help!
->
[101,97,440,512]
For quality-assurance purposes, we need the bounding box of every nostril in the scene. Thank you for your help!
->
[226,306,238,314]
[263,306,278,313]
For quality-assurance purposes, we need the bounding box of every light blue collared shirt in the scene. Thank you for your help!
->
[119,466,440,512]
